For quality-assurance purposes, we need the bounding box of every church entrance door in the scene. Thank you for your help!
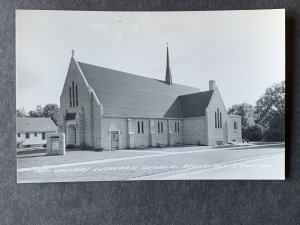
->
[111,131,119,150]
[67,125,76,146]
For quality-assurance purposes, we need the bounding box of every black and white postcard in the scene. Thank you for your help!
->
[16,10,285,182]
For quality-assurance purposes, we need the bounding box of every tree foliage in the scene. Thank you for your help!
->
[28,105,43,117]
[16,107,27,117]
[228,102,255,128]
[255,81,285,141]
[228,81,285,142]
[43,104,59,124]
[27,104,59,125]
[244,125,263,141]
[228,102,258,140]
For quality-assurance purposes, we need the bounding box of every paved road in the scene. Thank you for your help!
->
[17,144,285,183]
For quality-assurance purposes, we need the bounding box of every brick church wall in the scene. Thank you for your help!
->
[206,87,228,145]
[101,117,128,150]
[59,57,102,148]
[227,115,242,143]
[182,117,206,145]
[168,119,183,145]
[132,118,150,148]
[150,119,169,147]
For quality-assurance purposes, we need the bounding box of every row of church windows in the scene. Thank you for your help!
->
[69,81,78,107]
[215,108,222,129]
[137,121,181,134]
[137,119,236,134]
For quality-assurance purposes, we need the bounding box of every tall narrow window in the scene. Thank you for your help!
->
[72,81,75,107]
[217,108,220,128]
[42,132,45,140]
[69,87,72,107]
[178,122,180,133]
[138,121,140,134]
[76,85,78,106]
[142,121,144,133]
[220,112,222,128]
[175,122,177,133]
[234,122,237,130]
[26,133,30,139]
[215,112,217,128]
[161,122,163,133]
[17,133,20,137]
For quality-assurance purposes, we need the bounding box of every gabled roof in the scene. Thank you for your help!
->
[16,117,58,132]
[179,90,214,117]
[78,62,201,118]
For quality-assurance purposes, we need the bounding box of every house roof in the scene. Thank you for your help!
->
[179,90,214,117]
[16,117,58,132]
[78,62,204,118]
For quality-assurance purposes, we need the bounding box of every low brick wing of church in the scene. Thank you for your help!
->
[58,47,242,150]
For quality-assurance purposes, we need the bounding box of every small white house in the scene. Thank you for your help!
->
[16,117,58,148]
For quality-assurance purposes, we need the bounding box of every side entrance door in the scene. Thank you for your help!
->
[111,131,119,150]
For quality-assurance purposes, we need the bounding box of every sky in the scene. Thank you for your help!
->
[16,9,285,112]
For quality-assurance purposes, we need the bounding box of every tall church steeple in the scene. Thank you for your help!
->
[165,43,172,85]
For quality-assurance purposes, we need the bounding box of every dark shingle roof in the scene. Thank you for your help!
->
[16,117,58,132]
[78,62,202,118]
[179,90,214,117]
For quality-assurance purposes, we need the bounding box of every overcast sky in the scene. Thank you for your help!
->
[16,9,285,111]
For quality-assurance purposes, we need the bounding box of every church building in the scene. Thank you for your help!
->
[58,47,242,150]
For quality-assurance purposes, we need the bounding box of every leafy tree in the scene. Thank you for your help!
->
[28,105,43,117]
[228,102,256,139]
[42,103,59,125]
[255,81,285,141]
[16,107,27,117]
[244,125,263,141]
[28,104,59,125]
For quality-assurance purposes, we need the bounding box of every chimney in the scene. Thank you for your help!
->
[209,80,216,90]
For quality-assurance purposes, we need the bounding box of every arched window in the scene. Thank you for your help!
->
[76,85,78,106]
[217,108,220,128]
[72,81,75,107]
[215,112,217,128]
[142,121,144,133]
[138,121,140,134]
[69,87,72,107]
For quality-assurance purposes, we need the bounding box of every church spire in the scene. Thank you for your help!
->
[165,43,172,85]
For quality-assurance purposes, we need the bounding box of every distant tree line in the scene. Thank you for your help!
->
[228,81,285,142]
[16,103,59,125]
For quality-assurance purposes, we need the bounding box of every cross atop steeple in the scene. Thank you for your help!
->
[165,43,172,85]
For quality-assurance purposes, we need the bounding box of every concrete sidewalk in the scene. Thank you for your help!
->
[17,143,284,170]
